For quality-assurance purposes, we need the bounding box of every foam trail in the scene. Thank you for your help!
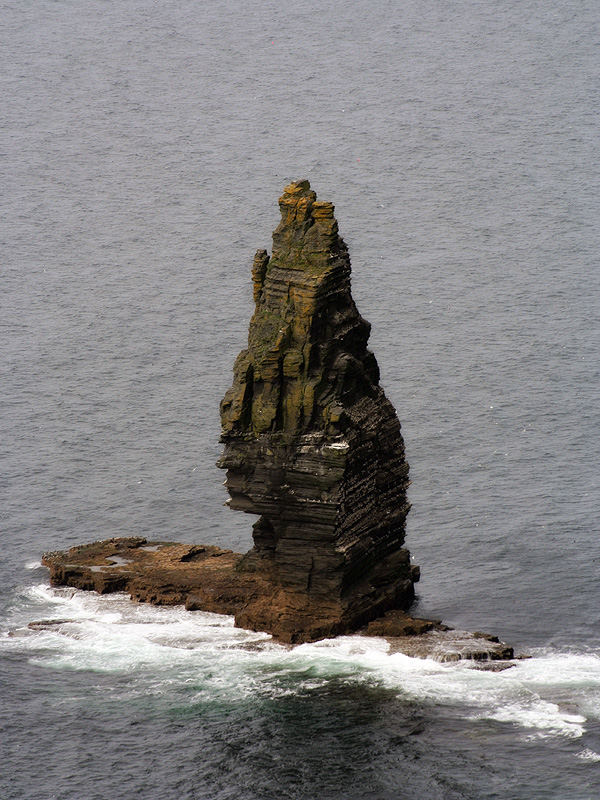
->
[297,638,599,739]
[3,586,600,742]
[577,748,600,762]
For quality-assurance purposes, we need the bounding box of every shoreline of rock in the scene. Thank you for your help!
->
[41,537,516,664]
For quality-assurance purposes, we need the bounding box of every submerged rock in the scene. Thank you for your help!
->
[385,629,515,664]
[217,180,416,640]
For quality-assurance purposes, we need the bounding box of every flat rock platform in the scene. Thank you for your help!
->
[42,537,515,664]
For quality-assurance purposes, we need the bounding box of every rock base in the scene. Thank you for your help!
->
[42,538,515,661]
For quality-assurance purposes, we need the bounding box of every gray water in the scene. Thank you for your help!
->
[2,1,599,798]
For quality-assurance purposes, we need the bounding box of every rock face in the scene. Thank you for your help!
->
[217,180,417,641]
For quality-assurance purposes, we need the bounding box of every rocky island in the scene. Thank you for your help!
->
[42,181,514,662]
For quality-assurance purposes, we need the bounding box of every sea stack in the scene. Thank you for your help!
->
[41,181,515,659]
[218,179,418,641]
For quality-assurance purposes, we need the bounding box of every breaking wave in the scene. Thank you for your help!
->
[2,584,599,745]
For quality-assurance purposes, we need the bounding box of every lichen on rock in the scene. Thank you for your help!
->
[218,180,417,640]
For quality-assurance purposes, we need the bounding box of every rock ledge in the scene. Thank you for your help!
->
[42,538,514,661]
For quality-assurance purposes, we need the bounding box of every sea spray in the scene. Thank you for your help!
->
[3,584,599,742]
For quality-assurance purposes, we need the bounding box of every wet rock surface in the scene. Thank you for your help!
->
[384,628,515,663]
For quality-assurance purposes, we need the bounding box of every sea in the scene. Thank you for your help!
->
[1,1,599,798]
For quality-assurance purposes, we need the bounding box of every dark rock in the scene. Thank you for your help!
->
[364,610,449,638]
[27,619,77,630]
[217,180,416,641]
[472,631,500,643]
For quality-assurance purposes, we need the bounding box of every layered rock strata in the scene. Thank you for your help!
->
[217,180,417,640]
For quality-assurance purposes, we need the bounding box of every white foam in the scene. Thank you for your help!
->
[577,748,600,762]
[324,441,349,451]
[300,639,598,738]
[25,561,42,570]
[3,587,600,740]
[475,700,585,739]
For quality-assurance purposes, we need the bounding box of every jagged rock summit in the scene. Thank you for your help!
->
[217,179,418,640]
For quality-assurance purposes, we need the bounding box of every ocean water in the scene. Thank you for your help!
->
[1,1,599,798]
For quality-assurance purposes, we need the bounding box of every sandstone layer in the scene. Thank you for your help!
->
[217,180,416,640]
